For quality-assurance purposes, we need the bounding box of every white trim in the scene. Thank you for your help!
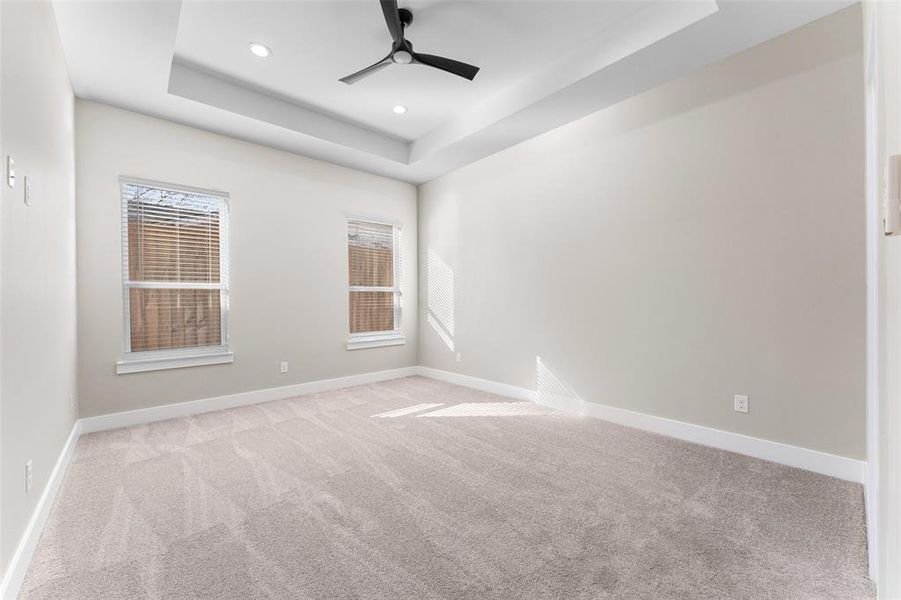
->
[416,367,866,484]
[0,421,81,600]
[119,178,231,364]
[82,366,419,433]
[346,217,403,342]
[394,226,404,335]
[116,349,234,374]
[578,398,866,484]
[124,281,224,290]
[418,367,537,402]
[348,286,395,293]
[344,213,401,228]
[346,333,406,350]
[119,175,228,199]
[863,1,880,582]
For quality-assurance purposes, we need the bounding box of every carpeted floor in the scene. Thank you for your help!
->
[20,376,873,599]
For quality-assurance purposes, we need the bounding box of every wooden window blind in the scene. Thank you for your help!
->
[121,180,229,355]
[347,218,401,335]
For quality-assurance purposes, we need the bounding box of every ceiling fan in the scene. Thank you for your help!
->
[339,0,480,85]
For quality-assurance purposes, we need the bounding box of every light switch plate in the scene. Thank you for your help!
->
[887,155,901,235]
[7,156,15,188]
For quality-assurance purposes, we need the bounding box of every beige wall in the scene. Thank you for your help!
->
[0,0,77,575]
[418,6,866,460]
[75,101,418,418]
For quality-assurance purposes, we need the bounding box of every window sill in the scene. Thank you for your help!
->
[116,349,234,374]
[346,333,406,351]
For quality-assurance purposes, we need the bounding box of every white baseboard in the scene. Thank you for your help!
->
[579,395,866,484]
[416,367,866,484]
[0,421,81,600]
[80,366,420,433]
[72,365,865,483]
[417,367,537,402]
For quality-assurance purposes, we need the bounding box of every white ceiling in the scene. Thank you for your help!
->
[52,0,855,184]
[174,1,648,141]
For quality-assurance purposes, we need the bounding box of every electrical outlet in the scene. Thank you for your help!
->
[7,156,15,188]
[280,361,288,374]
[455,352,462,363]
[734,394,749,414]
[69,393,75,411]
[25,460,33,493]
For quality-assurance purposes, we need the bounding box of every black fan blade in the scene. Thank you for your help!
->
[380,0,403,42]
[339,54,393,84]
[412,53,480,81]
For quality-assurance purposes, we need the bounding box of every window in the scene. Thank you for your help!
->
[347,217,405,350]
[117,178,232,373]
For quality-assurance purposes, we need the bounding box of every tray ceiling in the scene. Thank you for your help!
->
[52,0,854,183]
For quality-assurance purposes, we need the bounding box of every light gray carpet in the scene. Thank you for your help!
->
[20,376,872,599]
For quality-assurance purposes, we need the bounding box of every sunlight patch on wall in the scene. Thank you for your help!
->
[536,357,585,416]
[427,314,455,352]
[427,248,455,351]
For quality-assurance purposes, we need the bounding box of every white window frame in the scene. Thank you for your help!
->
[346,216,405,350]
[116,176,233,374]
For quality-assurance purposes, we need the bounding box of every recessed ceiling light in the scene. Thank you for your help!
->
[393,105,407,115]
[248,43,271,58]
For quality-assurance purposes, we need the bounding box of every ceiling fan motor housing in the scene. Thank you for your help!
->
[393,50,413,64]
